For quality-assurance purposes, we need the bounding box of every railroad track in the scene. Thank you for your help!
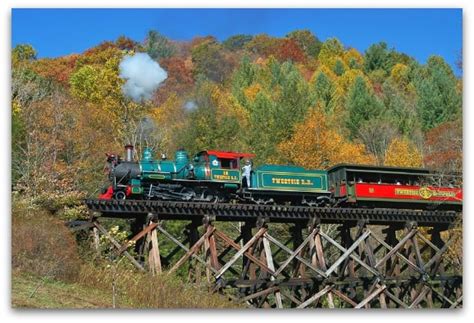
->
[85,199,460,226]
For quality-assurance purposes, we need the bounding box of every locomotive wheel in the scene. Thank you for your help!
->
[114,191,126,200]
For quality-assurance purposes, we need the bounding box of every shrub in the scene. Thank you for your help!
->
[12,197,82,282]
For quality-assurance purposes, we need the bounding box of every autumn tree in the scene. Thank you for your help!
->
[383,137,423,167]
[278,107,375,169]
[424,119,462,174]
[12,44,37,66]
[28,54,79,86]
[191,38,236,83]
[223,34,253,51]
[274,38,306,63]
[318,38,345,70]
[115,35,140,51]
[286,29,322,58]
[154,56,195,105]
[343,48,364,70]
[358,118,398,165]
[244,33,279,57]
[178,80,247,153]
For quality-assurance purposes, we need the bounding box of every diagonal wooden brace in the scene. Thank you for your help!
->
[215,227,267,279]
[325,230,371,276]
[167,225,216,275]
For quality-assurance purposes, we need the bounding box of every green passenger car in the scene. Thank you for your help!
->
[246,165,331,205]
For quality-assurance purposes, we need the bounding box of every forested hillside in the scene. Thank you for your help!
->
[12,29,462,214]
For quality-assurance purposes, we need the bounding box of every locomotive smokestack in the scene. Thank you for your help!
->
[125,144,134,162]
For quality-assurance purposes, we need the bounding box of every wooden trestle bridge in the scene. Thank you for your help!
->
[77,199,462,309]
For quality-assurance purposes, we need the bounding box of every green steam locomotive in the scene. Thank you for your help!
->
[99,145,462,210]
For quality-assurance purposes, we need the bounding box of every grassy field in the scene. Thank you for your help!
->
[11,270,129,309]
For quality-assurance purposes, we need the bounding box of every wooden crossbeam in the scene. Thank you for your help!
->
[430,286,456,307]
[325,230,371,276]
[375,229,417,269]
[449,295,463,308]
[265,233,326,277]
[215,228,267,279]
[119,222,158,254]
[381,287,409,308]
[273,228,319,277]
[409,286,430,308]
[411,236,425,269]
[423,235,457,271]
[417,232,441,252]
[214,229,272,275]
[369,231,422,274]
[156,225,213,273]
[167,226,217,275]
[279,290,302,306]
[319,231,380,276]
[297,285,332,308]
[331,289,357,307]
[355,284,386,309]
[93,221,145,271]
[262,237,283,308]
[240,286,280,303]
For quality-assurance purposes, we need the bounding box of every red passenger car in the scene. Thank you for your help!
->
[327,164,462,211]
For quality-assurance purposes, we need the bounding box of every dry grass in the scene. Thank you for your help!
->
[12,270,121,308]
[79,264,243,309]
[12,199,82,282]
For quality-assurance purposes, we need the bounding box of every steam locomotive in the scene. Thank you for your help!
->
[99,145,462,211]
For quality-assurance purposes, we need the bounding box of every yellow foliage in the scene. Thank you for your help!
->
[390,63,410,90]
[12,100,21,115]
[343,48,364,68]
[278,107,376,169]
[310,64,337,83]
[213,87,249,127]
[148,93,186,154]
[244,83,262,101]
[384,137,423,167]
[338,69,370,94]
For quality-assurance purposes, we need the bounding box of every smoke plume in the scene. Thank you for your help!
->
[183,100,198,112]
[119,53,168,102]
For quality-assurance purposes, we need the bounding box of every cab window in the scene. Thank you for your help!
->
[219,158,239,169]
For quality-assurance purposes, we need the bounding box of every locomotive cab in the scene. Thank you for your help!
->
[191,150,255,189]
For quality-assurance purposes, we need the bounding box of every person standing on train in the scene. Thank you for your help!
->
[242,160,252,188]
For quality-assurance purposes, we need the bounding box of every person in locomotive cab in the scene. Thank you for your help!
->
[242,159,252,188]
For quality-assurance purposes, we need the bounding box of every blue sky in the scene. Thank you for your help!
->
[12,8,462,72]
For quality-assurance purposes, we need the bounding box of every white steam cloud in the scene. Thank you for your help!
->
[184,100,198,112]
[119,53,168,102]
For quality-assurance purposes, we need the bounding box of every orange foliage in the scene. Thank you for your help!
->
[424,121,462,173]
[278,107,375,169]
[274,39,306,63]
[154,57,195,105]
[29,54,80,86]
